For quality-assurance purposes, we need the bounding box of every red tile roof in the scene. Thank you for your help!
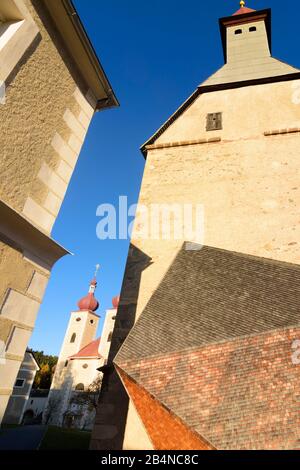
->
[233,6,256,16]
[118,368,215,450]
[70,337,102,359]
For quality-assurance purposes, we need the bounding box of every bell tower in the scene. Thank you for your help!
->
[56,277,100,366]
[204,2,299,86]
[225,2,270,64]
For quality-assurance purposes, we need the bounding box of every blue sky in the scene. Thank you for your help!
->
[29,0,300,355]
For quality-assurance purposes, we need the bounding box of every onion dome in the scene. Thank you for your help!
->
[112,295,120,309]
[77,278,99,312]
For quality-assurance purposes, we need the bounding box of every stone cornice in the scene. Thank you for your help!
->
[0,200,69,270]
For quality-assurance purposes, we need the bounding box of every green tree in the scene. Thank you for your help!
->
[29,350,58,390]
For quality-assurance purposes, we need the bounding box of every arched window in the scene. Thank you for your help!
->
[235,29,242,35]
[249,26,257,32]
[75,383,84,391]
[70,333,76,343]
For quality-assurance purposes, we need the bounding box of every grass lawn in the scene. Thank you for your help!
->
[39,426,91,450]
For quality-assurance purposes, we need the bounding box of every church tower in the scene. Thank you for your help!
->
[45,276,100,426]
[203,2,299,86]
[92,2,300,451]
[55,278,100,367]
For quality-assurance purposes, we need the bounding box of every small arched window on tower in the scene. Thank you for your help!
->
[235,29,242,35]
[75,383,85,391]
[70,333,76,343]
[249,26,257,32]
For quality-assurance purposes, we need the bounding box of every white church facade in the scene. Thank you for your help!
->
[44,277,118,430]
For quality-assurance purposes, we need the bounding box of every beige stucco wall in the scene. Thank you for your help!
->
[0,397,10,424]
[0,1,93,221]
[0,240,49,343]
[0,241,35,302]
[0,0,96,238]
[0,358,25,423]
[0,0,96,425]
[0,240,47,407]
[134,80,300,317]
[156,80,300,145]
[122,79,300,448]
[123,401,154,450]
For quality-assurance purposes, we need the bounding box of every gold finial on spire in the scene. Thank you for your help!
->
[240,0,245,7]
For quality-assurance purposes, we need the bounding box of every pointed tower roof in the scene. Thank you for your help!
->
[233,1,255,16]
[233,7,255,16]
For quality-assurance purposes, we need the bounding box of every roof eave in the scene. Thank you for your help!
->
[40,0,119,111]
[0,200,70,269]
[140,71,300,158]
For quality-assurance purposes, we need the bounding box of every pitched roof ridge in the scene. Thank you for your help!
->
[69,337,102,359]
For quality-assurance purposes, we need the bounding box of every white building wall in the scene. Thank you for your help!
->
[25,396,48,418]
[56,310,99,365]
[70,358,103,389]
[98,308,116,361]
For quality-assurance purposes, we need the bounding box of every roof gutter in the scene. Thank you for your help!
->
[41,0,119,111]
[62,0,119,110]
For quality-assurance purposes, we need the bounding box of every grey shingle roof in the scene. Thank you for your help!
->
[116,244,300,364]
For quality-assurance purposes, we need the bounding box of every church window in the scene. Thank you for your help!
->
[206,113,222,131]
[70,333,76,343]
[76,317,81,322]
[249,26,257,32]
[90,319,94,324]
[235,29,242,35]
[64,360,68,367]
[82,364,88,369]
[75,383,85,391]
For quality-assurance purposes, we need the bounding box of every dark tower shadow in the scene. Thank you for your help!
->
[90,244,152,450]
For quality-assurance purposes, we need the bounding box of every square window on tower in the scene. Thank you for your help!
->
[206,112,222,131]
